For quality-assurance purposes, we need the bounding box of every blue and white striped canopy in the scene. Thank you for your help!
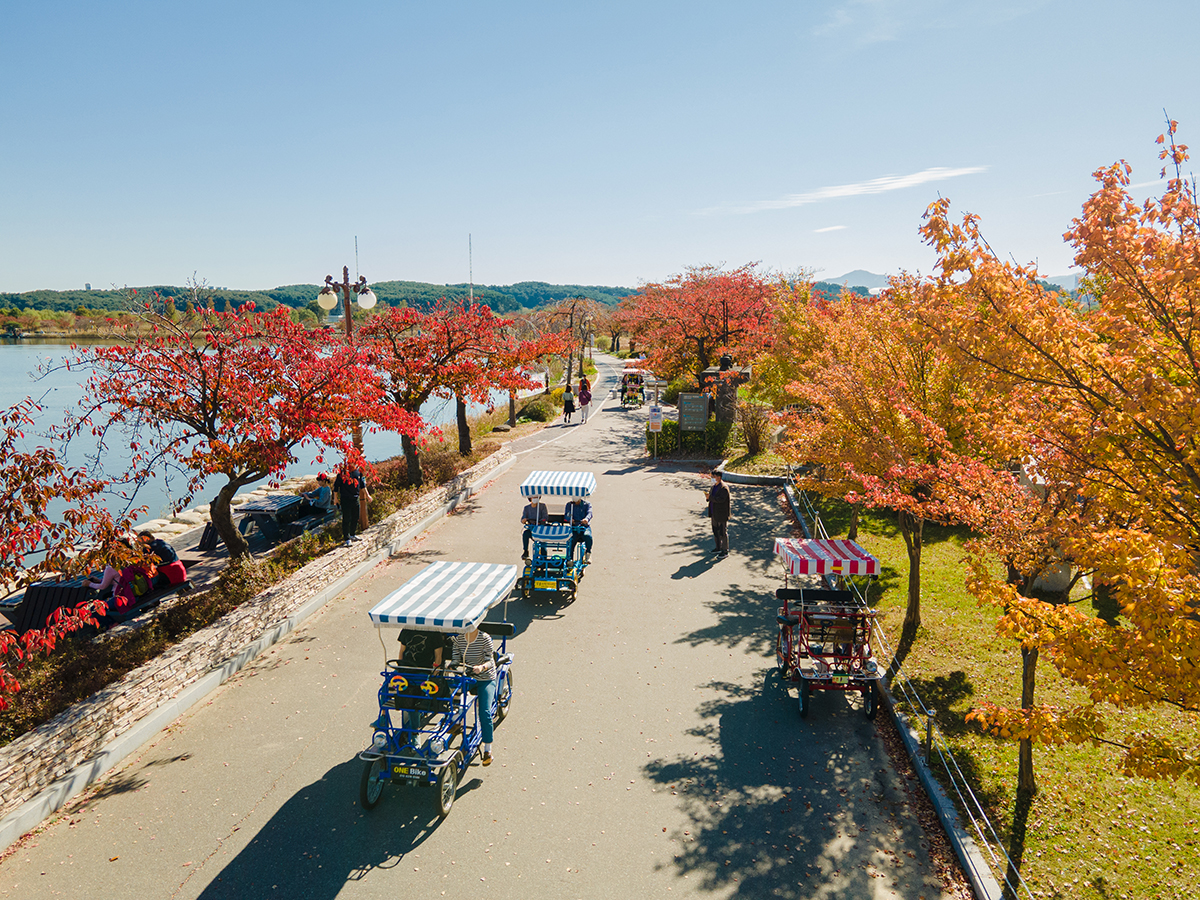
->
[368,561,520,632]
[520,470,596,497]
[530,523,573,543]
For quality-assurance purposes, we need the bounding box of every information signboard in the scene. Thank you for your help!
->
[648,405,663,433]
[678,393,709,432]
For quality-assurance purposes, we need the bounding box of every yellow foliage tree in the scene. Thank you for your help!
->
[918,123,1200,783]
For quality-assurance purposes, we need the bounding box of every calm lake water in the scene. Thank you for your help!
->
[0,340,495,522]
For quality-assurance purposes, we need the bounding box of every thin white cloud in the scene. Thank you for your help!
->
[815,225,848,233]
[708,166,987,216]
[815,0,1047,47]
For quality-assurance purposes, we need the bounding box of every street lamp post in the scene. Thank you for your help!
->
[317,266,378,457]
[318,265,377,343]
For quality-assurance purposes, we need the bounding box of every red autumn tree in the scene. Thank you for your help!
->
[63,304,412,561]
[359,300,555,485]
[0,398,140,710]
[619,264,775,383]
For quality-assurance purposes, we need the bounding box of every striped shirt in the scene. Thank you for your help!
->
[452,631,496,682]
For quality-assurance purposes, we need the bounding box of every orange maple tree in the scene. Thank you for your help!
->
[917,123,1200,782]
[778,283,987,631]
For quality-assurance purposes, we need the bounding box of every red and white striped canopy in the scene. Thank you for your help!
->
[773,538,880,577]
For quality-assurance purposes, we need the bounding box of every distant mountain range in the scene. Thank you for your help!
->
[830,270,1083,292]
[0,281,637,315]
[828,270,891,289]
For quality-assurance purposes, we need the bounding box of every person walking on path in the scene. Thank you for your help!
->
[563,385,576,424]
[578,377,592,424]
[707,470,731,558]
[333,462,364,545]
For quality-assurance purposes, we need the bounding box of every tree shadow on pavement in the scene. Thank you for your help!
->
[643,671,946,899]
[668,486,797,652]
[194,758,481,900]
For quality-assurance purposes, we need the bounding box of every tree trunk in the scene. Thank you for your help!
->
[898,510,923,630]
[848,503,861,541]
[210,481,250,560]
[1018,645,1039,797]
[543,370,550,394]
[612,333,621,353]
[402,432,423,488]
[508,390,517,428]
[456,394,471,456]
[565,354,574,390]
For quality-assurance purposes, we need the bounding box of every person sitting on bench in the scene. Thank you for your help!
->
[140,533,188,591]
[110,560,157,614]
[299,473,334,516]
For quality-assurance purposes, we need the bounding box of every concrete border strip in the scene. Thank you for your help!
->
[0,452,517,851]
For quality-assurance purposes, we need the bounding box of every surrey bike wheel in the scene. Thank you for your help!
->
[863,683,879,720]
[359,756,385,810]
[494,669,514,725]
[434,751,463,818]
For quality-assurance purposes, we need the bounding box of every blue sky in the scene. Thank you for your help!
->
[2,0,1197,293]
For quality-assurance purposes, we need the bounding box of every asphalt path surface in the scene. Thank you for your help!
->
[0,357,956,900]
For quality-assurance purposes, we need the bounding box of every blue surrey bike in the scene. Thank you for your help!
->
[359,561,516,818]
[515,470,596,603]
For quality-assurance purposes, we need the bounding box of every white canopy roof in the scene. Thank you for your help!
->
[773,538,880,577]
[520,470,596,497]
[368,561,520,632]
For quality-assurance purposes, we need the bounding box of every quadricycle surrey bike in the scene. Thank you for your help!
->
[516,470,595,603]
[359,560,516,818]
[772,537,883,720]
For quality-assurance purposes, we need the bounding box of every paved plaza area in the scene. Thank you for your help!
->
[0,357,962,900]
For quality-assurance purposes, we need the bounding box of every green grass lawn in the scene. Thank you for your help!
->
[813,499,1200,900]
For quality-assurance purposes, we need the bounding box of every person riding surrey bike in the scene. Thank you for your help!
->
[564,495,593,563]
[521,493,549,559]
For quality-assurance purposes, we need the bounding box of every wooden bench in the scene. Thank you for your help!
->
[0,579,95,635]
[282,508,338,540]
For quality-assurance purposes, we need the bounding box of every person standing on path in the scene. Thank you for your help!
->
[333,462,364,545]
[563,385,576,424]
[707,470,731,558]
[578,377,592,424]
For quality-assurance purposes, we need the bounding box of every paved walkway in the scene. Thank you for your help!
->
[0,355,958,900]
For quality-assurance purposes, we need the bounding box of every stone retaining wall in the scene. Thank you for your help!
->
[0,445,514,822]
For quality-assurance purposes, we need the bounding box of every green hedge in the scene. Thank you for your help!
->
[518,397,559,422]
[644,419,733,456]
